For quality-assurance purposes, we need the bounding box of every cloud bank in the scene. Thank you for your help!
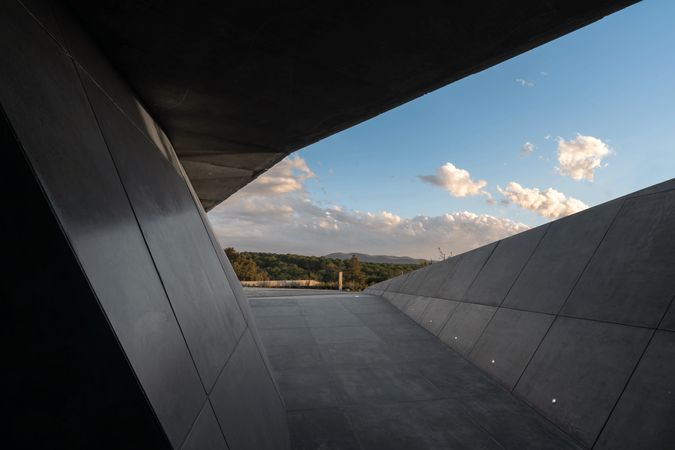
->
[209,157,527,259]
[557,134,611,181]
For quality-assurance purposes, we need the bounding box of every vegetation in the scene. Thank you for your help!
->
[224,248,425,290]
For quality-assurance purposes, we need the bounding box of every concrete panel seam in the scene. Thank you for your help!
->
[555,198,627,316]
[71,29,266,397]
[17,0,67,57]
[466,306,498,357]
[456,242,500,301]
[590,328,657,449]
[511,316,558,395]
[202,400,232,450]
[555,312,660,332]
[414,297,435,323]
[463,227,551,355]
[495,223,551,307]
[435,303,460,337]
[6,62,173,446]
[591,292,675,449]
[179,397,230,450]
[406,265,434,294]
[630,185,675,199]
[76,63,212,395]
[419,311,583,449]
[206,325,249,397]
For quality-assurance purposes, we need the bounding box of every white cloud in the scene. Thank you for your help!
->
[242,156,315,195]
[209,156,528,259]
[520,141,535,155]
[419,162,490,198]
[516,78,535,87]
[540,71,548,76]
[556,134,612,181]
[497,182,588,219]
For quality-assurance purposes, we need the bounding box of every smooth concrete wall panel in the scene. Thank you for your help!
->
[19,0,67,49]
[417,259,458,298]
[371,178,675,449]
[561,192,675,327]
[514,317,652,447]
[464,225,548,306]
[420,299,459,336]
[595,331,675,450]
[0,5,205,446]
[398,266,431,294]
[4,97,171,449]
[48,1,172,159]
[403,296,432,324]
[468,309,554,390]
[83,75,246,390]
[390,293,414,311]
[378,278,392,292]
[659,301,675,331]
[211,331,290,450]
[438,303,496,356]
[437,243,497,301]
[387,272,411,292]
[181,403,229,450]
[503,199,623,314]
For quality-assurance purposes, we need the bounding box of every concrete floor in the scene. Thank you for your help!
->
[249,292,581,450]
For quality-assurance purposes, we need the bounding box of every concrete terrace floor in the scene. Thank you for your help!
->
[248,290,581,450]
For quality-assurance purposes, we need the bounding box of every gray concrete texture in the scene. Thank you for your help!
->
[252,293,580,450]
[1,1,288,448]
[365,178,675,448]
[61,1,637,210]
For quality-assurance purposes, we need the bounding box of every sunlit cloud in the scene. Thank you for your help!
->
[419,162,491,199]
[556,134,612,181]
[497,182,588,219]
[209,156,527,259]
[241,156,315,195]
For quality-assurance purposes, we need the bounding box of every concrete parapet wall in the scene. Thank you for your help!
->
[366,179,675,449]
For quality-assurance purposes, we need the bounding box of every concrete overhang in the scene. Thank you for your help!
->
[63,1,637,211]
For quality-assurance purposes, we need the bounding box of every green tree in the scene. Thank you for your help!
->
[344,254,366,290]
[224,248,268,281]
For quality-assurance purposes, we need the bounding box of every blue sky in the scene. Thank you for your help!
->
[210,1,675,259]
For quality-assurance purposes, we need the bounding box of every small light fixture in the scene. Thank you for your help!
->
[454,336,458,340]
[491,359,495,364]
[552,398,557,404]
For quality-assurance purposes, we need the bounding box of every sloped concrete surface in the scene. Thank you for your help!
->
[251,293,580,450]
[366,177,675,448]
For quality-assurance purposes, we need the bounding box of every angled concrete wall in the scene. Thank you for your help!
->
[2,1,288,448]
[366,179,675,449]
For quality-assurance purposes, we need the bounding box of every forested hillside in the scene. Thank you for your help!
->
[224,248,426,290]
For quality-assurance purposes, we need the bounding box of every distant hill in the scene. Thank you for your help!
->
[324,252,425,265]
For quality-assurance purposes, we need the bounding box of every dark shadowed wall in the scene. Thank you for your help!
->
[366,178,675,449]
[1,1,289,448]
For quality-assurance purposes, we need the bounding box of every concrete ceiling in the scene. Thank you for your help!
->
[64,1,637,211]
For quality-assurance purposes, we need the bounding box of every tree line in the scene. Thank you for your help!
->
[224,248,426,290]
